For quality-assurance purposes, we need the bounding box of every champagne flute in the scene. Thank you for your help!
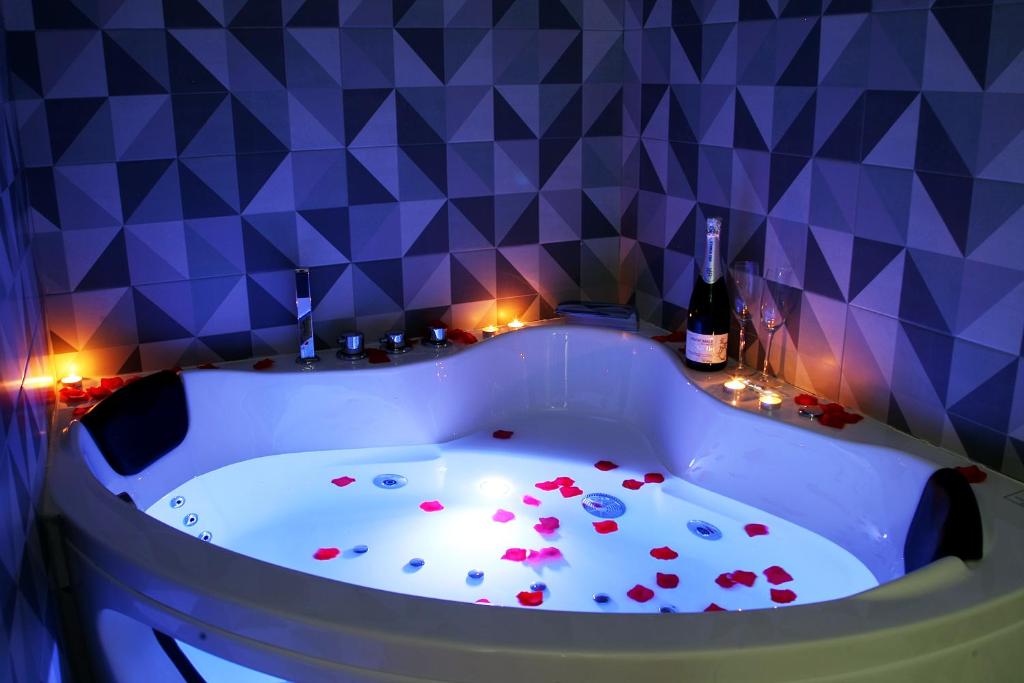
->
[728,261,759,376]
[758,267,796,388]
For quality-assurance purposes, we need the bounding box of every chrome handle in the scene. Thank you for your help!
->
[380,329,411,354]
[423,324,448,347]
[337,331,365,360]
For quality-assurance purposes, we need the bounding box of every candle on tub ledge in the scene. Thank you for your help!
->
[481,325,498,339]
[60,374,83,389]
[759,391,783,411]
[722,377,747,396]
[506,318,525,331]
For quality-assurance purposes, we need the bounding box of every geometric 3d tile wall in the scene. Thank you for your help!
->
[626,0,1024,479]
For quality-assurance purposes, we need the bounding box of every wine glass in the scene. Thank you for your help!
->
[728,261,759,376]
[758,267,796,388]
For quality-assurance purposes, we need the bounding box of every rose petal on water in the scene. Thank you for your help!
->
[650,546,678,560]
[331,476,356,488]
[744,523,769,537]
[764,566,793,585]
[502,548,528,562]
[493,429,514,439]
[419,500,444,512]
[956,465,987,484]
[771,589,797,604]
[517,591,543,607]
[522,495,542,506]
[644,473,665,483]
[595,460,619,471]
[730,570,757,587]
[535,480,559,491]
[656,573,679,589]
[715,573,736,588]
[559,485,583,498]
[592,520,618,534]
[313,547,340,560]
[622,479,644,490]
[704,603,726,612]
[492,509,516,523]
[626,584,655,603]
[252,358,274,370]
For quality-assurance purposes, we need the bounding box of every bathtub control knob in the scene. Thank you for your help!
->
[381,329,411,354]
[337,331,366,361]
[422,325,449,348]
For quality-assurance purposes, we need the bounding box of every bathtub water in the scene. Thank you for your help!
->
[146,413,877,614]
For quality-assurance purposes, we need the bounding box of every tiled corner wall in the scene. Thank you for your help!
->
[6,0,629,377]
[0,8,59,683]
[627,0,1024,477]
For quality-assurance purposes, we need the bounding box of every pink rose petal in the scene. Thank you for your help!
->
[538,546,562,560]
[313,547,340,560]
[650,546,678,560]
[592,520,618,534]
[559,485,583,498]
[419,500,444,512]
[535,480,559,491]
[744,523,769,537]
[502,548,528,562]
[475,598,491,604]
[764,565,793,585]
[554,476,575,487]
[595,460,619,471]
[534,516,560,534]
[522,494,542,506]
[331,476,356,488]
[626,584,655,603]
[770,589,797,604]
[492,509,516,523]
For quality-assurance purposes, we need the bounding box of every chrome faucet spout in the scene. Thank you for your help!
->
[295,268,319,364]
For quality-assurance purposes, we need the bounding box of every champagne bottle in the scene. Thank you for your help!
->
[685,217,730,371]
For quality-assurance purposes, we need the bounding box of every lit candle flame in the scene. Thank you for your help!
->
[507,318,524,330]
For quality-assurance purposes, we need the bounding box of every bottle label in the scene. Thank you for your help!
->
[685,330,728,365]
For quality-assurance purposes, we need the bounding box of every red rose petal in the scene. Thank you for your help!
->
[651,331,685,343]
[592,520,618,534]
[502,548,528,562]
[71,406,90,417]
[492,509,515,523]
[559,485,583,498]
[744,523,769,537]
[644,472,665,483]
[842,412,864,424]
[253,358,274,370]
[493,429,514,439]
[649,546,678,560]
[196,362,218,370]
[656,572,679,589]
[86,386,111,400]
[449,328,478,344]
[522,494,541,506]
[770,588,797,604]
[60,388,90,404]
[419,500,444,512]
[626,584,655,603]
[956,465,987,484]
[475,598,491,604]
[821,402,846,414]
[764,565,793,585]
[331,476,356,488]
[366,348,391,364]
[535,480,559,491]
[554,476,575,487]
[100,377,124,390]
[534,516,560,533]
[818,412,846,429]
[124,375,142,384]
[313,547,340,560]
[715,573,736,588]
[794,394,819,406]
[730,570,757,587]
[595,460,619,471]
[517,591,543,607]
[704,603,726,612]
[622,479,644,490]
[538,546,562,560]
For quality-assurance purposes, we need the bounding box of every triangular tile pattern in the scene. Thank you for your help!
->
[628,0,1024,479]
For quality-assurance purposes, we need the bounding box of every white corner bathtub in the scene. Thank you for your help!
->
[45,324,1024,682]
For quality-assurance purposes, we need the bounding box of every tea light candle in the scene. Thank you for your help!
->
[482,325,498,339]
[759,391,782,411]
[507,318,524,331]
[722,378,746,396]
[60,374,83,389]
